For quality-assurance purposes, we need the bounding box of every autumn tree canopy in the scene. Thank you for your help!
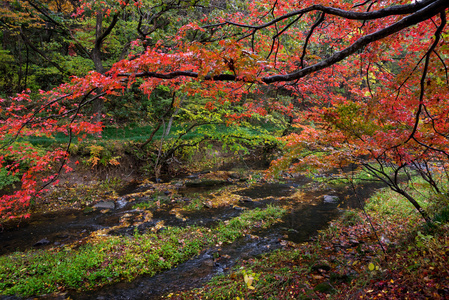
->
[1,0,448,221]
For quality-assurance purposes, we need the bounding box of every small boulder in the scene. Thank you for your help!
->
[323,195,339,204]
[203,201,213,208]
[239,197,253,203]
[314,282,335,294]
[93,201,116,210]
[229,173,241,180]
[202,259,215,267]
[33,238,50,247]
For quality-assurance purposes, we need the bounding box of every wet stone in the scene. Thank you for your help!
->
[323,195,339,204]
[239,197,253,203]
[187,174,199,179]
[94,201,116,210]
[202,259,215,267]
[203,201,213,208]
[33,238,50,247]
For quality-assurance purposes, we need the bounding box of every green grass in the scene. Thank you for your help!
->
[132,194,171,210]
[184,197,204,211]
[23,124,162,146]
[0,205,285,297]
[24,123,284,147]
[366,188,424,217]
[364,175,444,223]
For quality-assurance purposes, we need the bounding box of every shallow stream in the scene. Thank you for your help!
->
[0,173,382,299]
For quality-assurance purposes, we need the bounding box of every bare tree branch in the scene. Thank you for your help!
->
[403,11,446,145]
[300,12,325,68]
[203,0,437,31]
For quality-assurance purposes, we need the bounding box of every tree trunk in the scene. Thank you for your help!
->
[400,190,432,225]
[91,12,106,125]
[92,12,106,74]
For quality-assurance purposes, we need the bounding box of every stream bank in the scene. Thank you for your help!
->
[0,169,384,299]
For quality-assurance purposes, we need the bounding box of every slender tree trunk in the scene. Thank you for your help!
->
[91,12,106,125]
[141,121,163,149]
[154,120,166,181]
[92,12,106,74]
[164,96,183,136]
[24,45,29,90]
[363,163,433,225]
[140,93,181,148]
[400,190,432,225]
[17,39,23,92]
[165,114,175,137]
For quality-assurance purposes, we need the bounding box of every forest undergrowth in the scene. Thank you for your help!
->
[171,180,449,299]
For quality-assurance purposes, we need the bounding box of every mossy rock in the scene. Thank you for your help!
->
[313,282,335,294]
[330,272,352,284]
[83,206,94,214]
[297,287,316,299]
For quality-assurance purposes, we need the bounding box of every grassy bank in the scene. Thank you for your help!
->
[2,171,448,299]
[0,206,285,297]
[169,180,449,299]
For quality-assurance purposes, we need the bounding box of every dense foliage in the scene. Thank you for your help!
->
[0,0,448,222]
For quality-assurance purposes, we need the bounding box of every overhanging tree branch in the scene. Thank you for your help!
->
[125,0,448,84]
[263,0,448,83]
[203,0,437,31]
[402,11,446,145]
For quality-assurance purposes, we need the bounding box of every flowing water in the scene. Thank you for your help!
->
[0,173,383,299]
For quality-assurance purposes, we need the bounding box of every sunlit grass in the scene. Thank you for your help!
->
[25,123,284,146]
